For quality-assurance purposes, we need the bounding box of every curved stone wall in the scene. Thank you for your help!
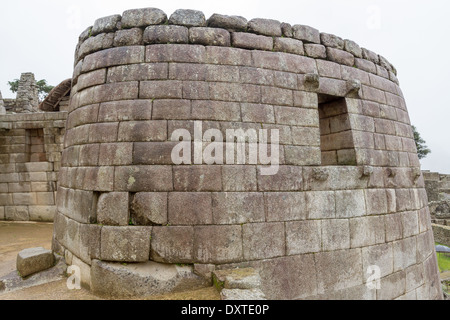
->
[52,8,442,299]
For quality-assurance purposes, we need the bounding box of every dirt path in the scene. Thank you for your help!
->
[0,221,54,277]
[0,221,220,300]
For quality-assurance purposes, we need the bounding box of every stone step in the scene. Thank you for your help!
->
[213,267,262,290]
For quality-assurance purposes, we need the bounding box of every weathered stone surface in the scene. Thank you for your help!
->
[281,22,293,37]
[121,8,167,28]
[286,220,321,255]
[220,288,266,300]
[362,48,379,64]
[1,257,66,293]
[16,247,54,277]
[207,14,247,31]
[168,192,212,225]
[213,268,261,289]
[315,248,362,294]
[248,18,282,36]
[292,24,320,43]
[327,47,355,66]
[274,37,304,55]
[242,222,285,260]
[43,7,441,301]
[151,226,194,263]
[144,25,189,44]
[114,28,143,47]
[344,39,362,58]
[131,192,167,225]
[304,43,327,58]
[232,32,273,51]
[100,226,152,262]
[91,15,121,36]
[194,225,243,263]
[212,192,264,224]
[169,9,206,27]
[189,27,230,46]
[97,192,129,226]
[320,33,344,49]
[91,260,208,297]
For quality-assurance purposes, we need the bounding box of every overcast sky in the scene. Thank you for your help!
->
[1,0,449,173]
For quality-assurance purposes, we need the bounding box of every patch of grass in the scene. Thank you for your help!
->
[436,243,450,272]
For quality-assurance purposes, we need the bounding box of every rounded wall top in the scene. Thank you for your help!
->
[74,8,398,85]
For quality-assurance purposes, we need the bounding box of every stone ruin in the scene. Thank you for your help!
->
[1,7,444,300]
[0,73,67,222]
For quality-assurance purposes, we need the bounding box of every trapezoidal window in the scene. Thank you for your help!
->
[25,128,47,162]
[318,94,357,165]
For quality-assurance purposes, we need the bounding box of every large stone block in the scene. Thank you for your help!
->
[91,14,121,36]
[97,192,129,226]
[169,9,206,27]
[114,28,143,47]
[121,8,168,28]
[222,165,257,192]
[349,216,385,248]
[101,226,152,262]
[16,247,54,277]
[107,63,168,82]
[257,166,303,191]
[248,18,282,37]
[82,46,145,73]
[306,191,336,219]
[286,220,321,255]
[249,254,318,299]
[151,226,194,263]
[242,222,285,260]
[130,192,167,226]
[212,192,265,224]
[117,120,167,142]
[168,192,212,225]
[393,237,417,272]
[315,248,363,294]
[377,271,406,300]
[362,243,393,279]
[265,192,307,222]
[173,166,222,192]
[321,219,350,251]
[194,225,243,264]
[207,14,248,32]
[189,27,230,46]
[292,24,320,43]
[335,190,366,218]
[274,38,304,55]
[114,165,173,192]
[91,260,208,297]
[143,25,189,44]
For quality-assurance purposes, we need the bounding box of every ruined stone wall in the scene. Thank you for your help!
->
[52,8,442,300]
[423,171,450,202]
[0,112,66,221]
[423,170,450,228]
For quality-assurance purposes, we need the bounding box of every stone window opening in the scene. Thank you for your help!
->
[318,95,357,166]
[25,128,47,162]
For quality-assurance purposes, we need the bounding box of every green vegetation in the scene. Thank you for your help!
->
[7,78,54,102]
[412,125,431,160]
[436,243,450,272]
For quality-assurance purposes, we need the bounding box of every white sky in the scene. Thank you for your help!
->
[0,0,449,173]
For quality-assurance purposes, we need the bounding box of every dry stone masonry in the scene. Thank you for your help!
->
[0,74,67,222]
[48,7,443,299]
